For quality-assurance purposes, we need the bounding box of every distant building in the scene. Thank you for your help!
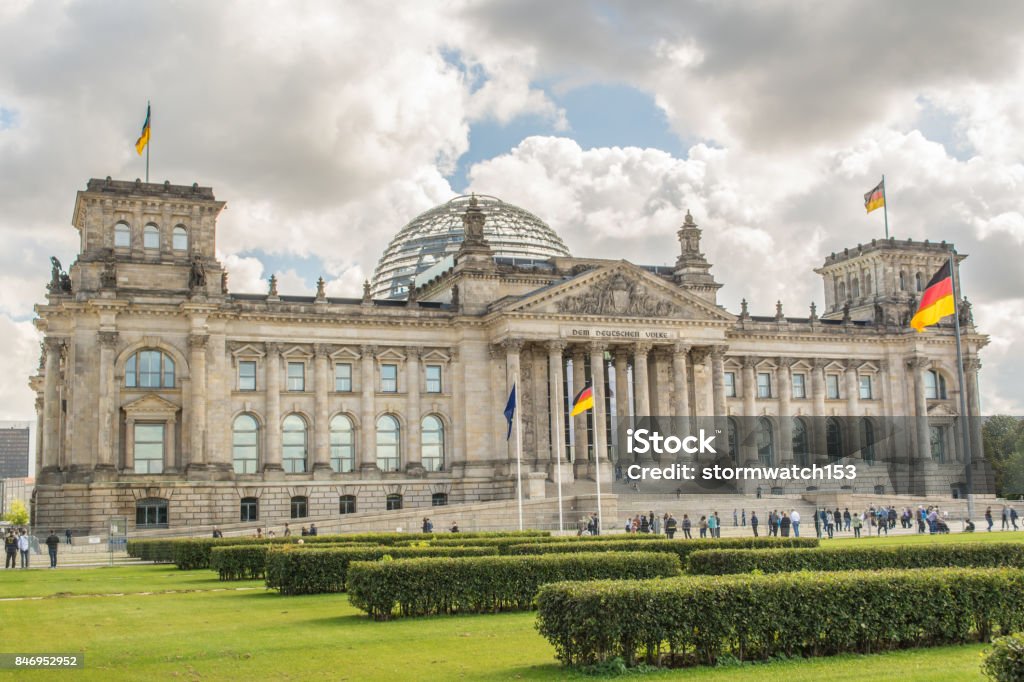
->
[0,422,31,479]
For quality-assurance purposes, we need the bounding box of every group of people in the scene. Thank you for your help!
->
[4,528,62,568]
[983,506,1019,532]
[421,518,460,533]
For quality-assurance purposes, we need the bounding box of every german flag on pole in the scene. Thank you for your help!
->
[911,261,956,332]
[570,384,594,417]
[864,179,885,213]
[135,104,151,155]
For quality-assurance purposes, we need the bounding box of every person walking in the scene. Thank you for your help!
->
[1012,507,1019,531]
[750,511,759,537]
[768,510,777,537]
[791,509,801,537]
[682,514,692,539]
[45,530,60,569]
[1002,507,1010,531]
[4,530,17,568]
[825,510,834,539]
[985,507,994,532]
[17,530,29,568]
[283,523,291,537]
[852,512,863,538]
[733,509,738,527]
[741,509,746,527]
[814,510,821,539]
[843,508,851,531]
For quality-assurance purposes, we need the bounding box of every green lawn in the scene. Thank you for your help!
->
[0,562,1002,680]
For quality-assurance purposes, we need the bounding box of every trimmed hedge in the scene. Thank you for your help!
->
[264,545,500,595]
[209,545,271,580]
[536,568,1024,668]
[508,537,818,563]
[687,543,1024,575]
[409,533,667,555]
[983,632,1024,681]
[127,530,550,567]
[347,551,681,619]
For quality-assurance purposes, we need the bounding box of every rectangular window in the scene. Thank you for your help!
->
[290,498,308,519]
[859,375,873,400]
[792,373,806,399]
[425,365,442,393]
[724,371,736,398]
[756,372,772,399]
[133,423,164,474]
[335,363,352,392]
[380,363,398,392]
[339,496,357,514]
[826,374,840,400]
[287,362,305,392]
[240,499,258,522]
[238,360,256,391]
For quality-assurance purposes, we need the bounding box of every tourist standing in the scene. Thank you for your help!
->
[985,507,993,532]
[1002,507,1010,530]
[65,528,72,545]
[733,509,738,527]
[17,530,29,568]
[212,527,223,538]
[4,530,16,568]
[665,514,677,539]
[1012,507,1019,531]
[791,509,801,537]
[741,509,746,527]
[707,513,718,539]
[422,517,433,533]
[750,511,759,537]
[45,530,60,569]
[843,508,851,531]
[699,515,708,539]
[780,512,791,537]
[852,512,862,538]
[682,514,692,539]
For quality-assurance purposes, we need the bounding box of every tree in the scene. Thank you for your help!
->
[1000,451,1024,501]
[983,416,1024,498]
[2,499,29,527]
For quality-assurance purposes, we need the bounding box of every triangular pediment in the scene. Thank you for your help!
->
[123,394,180,418]
[496,261,734,322]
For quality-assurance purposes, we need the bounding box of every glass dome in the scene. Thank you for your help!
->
[370,194,570,299]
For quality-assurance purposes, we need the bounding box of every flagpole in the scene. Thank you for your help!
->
[554,375,565,535]
[949,250,975,524]
[882,175,889,239]
[594,381,603,537]
[145,100,150,183]
[513,375,524,531]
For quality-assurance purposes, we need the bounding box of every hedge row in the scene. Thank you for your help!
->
[347,551,681,619]
[508,537,818,563]
[209,545,271,580]
[127,530,549,568]
[264,545,500,595]
[536,568,1024,668]
[686,543,1024,575]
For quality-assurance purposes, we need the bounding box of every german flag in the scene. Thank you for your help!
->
[135,104,151,155]
[570,384,594,417]
[864,179,885,213]
[911,261,956,332]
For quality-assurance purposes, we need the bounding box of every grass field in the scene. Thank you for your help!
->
[1,530,1018,680]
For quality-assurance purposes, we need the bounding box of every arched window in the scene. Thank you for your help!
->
[232,414,259,474]
[865,272,872,294]
[838,281,847,302]
[915,272,924,291]
[240,497,258,522]
[726,418,739,461]
[115,221,131,248]
[432,492,448,506]
[899,271,906,291]
[834,279,842,306]
[851,277,860,299]
[792,417,810,467]
[136,498,168,528]
[282,414,308,473]
[421,415,444,472]
[376,415,400,471]
[925,370,947,400]
[339,495,357,514]
[826,417,843,461]
[386,493,403,510]
[329,415,355,473]
[290,495,308,519]
[861,418,876,464]
[144,223,160,249]
[125,349,175,388]
[756,418,774,466]
[172,225,188,251]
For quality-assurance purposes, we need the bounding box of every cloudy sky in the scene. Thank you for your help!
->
[1,0,1023,421]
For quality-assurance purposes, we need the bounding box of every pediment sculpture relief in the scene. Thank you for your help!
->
[555,273,681,317]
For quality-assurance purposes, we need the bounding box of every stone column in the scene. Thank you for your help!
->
[777,358,793,465]
[672,343,692,462]
[632,342,652,463]
[263,343,283,474]
[187,333,209,475]
[589,342,609,473]
[359,345,377,472]
[908,356,932,460]
[164,414,177,474]
[124,416,136,472]
[312,343,332,477]
[710,345,728,419]
[95,332,119,475]
[811,359,828,463]
[405,346,423,472]
[571,345,589,470]
[844,360,861,458]
[39,337,63,477]
[547,341,569,482]
[741,356,758,465]
[964,356,984,466]
[612,347,630,463]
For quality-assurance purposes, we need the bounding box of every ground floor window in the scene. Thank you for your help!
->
[339,495,357,514]
[290,496,308,519]
[386,494,403,511]
[240,497,259,522]
[431,492,448,506]
[135,498,168,528]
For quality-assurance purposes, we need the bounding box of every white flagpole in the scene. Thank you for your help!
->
[554,384,565,535]
[514,375,524,531]
[594,384,603,535]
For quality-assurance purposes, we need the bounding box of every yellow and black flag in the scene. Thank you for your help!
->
[570,384,595,417]
[864,179,885,213]
[910,262,956,332]
[135,104,151,155]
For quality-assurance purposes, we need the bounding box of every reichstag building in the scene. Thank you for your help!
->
[31,178,988,531]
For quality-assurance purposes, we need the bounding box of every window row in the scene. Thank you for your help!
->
[238,360,444,394]
[723,371,876,400]
[114,221,189,251]
[232,413,446,474]
[137,492,450,527]
[724,416,881,467]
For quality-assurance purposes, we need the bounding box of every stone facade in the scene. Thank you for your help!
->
[31,180,989,532]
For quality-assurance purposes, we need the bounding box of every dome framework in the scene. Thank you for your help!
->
[370,194,570,299]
